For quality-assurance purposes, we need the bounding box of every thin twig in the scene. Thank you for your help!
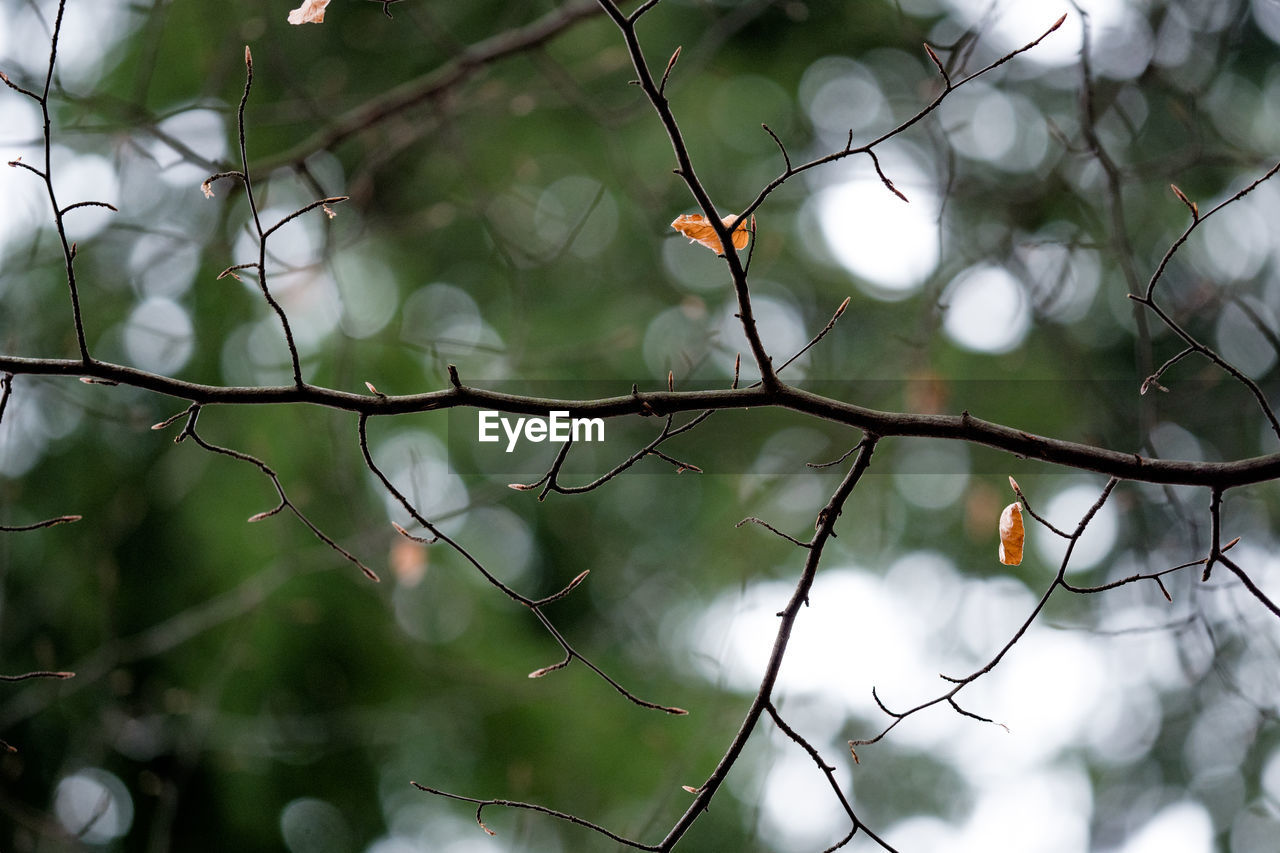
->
[359,414,682,712]
[658,436,879,850]
[735,517,811,548]
[0,515,82,532]
[1007,476,1072,538]
[411,783,661,849]
[765,703,900,853]
[855,478,1119,748]
[0,671,74,683]
[175,406,379,581]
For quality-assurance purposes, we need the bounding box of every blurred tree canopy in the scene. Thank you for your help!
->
[3,0,1280,850]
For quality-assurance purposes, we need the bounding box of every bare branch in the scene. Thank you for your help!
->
[3,354,1280,487]
[253,1,607,173]
[856,478,1119,747]
[1007,476,1072,538]
[0,515,81,533]
[766,703,900,853]
[594,0,779,388]
[736,516,811,548]
[411,783,662,850]
[179,407,379,581]
[762,123,791,172]
[0,671,74,683]
[660,436,879,850]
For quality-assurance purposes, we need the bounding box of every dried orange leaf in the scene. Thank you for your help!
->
[671,213,750,255]
[998,502,1024,566]
[287,0,330,25]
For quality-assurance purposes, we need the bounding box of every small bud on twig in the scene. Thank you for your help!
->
[660,45,681,95]
[923,43,950,86]
[1170,184,1199,220]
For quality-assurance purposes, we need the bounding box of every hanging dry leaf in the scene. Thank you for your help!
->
[670,213,751,255]
[287,0,330,25]
[998,502,1024,566]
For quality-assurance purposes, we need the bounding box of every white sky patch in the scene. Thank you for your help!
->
[942,264,1031,353]
[1083,677,1162,766]
[232,205,320,286]
[1115,801,1213,853]
[757,749,852,851]
[1029,482,1119,572]
[1192,189,1274,282]
[0,86,40,145]
[949,766,1093,853]
[0,130,46,255]
[372,430,469,536]
[0,83,42,252]
[938,83,1053,173]
[714,293,809,381]
[811,165,940,298]
[798,57,888,144]
[687,568,955,714]
[128,232,202,299]
[882,815,954,851]
[53,768,134,844]
[333,249,400,339]
[686,562,1140,852]
[938,0,1129,69]
[401,283,484,352]
[53,150,119,241]
[151,108,229,189]
[0,386,50,477]
[1016,239,1101,324]
[124,297,194,374]
[1263,747,1280,803]
[3,0,140,91]
[1215,296,1279,379]
[892,437,970,510]
[950,630,1110,776]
